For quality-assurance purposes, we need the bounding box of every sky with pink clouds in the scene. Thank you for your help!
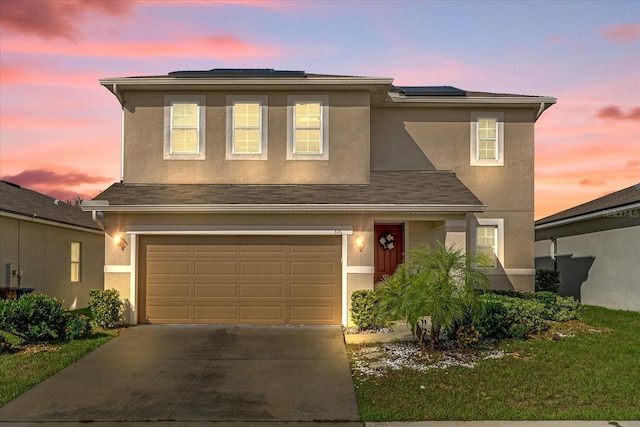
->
[1,0,638,220]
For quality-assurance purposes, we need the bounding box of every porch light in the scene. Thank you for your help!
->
[355,236,365,252]
[114,234,128,251]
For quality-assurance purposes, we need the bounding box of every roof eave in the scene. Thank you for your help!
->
[535,201,640,230]
[386,93,557,106]
[82,202,486,214]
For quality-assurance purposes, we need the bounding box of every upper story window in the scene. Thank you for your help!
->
[287,95,329,160]
[226,95,268,160]
[71,241,81,282]
[164,95,206,160]
[470,112,504,166]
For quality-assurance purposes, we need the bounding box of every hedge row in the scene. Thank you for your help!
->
[0,289,123,346]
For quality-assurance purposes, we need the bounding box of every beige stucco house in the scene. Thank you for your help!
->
[535,183,640,312]
[83,69,555,325]
[0,181,104,309]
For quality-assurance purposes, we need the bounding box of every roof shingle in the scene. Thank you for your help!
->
[91,170,483,210]
[536,182,640,225]
[0,181,101,230]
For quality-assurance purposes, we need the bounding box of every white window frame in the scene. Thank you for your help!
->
[470,218,504,270]
[163,95,206,160]
[287,95,329,161]
[71,241,81,282]
[470,112,504,166]
[226,95,268,160]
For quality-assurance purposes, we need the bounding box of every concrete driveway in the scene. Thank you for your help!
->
[0,325,361,425]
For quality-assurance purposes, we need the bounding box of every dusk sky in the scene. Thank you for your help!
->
[1,0,638,220]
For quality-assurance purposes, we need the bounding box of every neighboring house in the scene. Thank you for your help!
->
[0,181,104,309]
[84,68,555,325]
[535,183,640,312]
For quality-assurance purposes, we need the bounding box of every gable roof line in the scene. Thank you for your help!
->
[0,181,102,231]
[535,182,640,229]
[82,202,486,214]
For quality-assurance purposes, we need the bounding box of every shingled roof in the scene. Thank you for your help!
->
[88,170,484,212]
[0,181,101,231]
[536,182,640,226]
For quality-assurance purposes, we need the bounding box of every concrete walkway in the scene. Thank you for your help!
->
[0,325,360,425]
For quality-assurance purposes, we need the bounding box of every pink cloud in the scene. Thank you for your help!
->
[1,169,112,187]
[0,0,133,39]
[602,23,640,43]
[3,35,284,59]
[597,106,640,121]
[1,168,115,201]
[579,179,607,186]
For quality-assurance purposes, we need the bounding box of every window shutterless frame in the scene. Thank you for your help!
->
[470,112,504,166]
[163,95,206,160]
[226,95,268,160]
[287,95,329,161]
[71,241,81,282]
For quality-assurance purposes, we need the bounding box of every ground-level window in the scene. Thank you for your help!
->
[472,218,504,269]
[476,225,498,268]
[71,241,81,282]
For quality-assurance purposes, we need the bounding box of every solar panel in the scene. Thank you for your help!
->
[397,86,466,96]
[168,69,306,78]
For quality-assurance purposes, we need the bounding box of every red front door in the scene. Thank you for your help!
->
[374,223,404,283]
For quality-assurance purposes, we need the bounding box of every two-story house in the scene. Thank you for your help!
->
[83,69,555,325]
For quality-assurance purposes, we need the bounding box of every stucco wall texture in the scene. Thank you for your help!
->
[0,216,104,309]
[535,221,640,312]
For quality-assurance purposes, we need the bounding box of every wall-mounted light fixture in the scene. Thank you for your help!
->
[114,234,128,251]
[355,236,366,252]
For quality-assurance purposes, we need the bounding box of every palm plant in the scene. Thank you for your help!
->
[376,241,490,349]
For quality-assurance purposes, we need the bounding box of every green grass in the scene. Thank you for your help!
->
[349,306,640,421]
[0,328,123,406]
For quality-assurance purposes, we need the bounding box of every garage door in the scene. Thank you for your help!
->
[139,235,342,324]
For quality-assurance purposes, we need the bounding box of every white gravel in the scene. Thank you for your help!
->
[351,341,505,379]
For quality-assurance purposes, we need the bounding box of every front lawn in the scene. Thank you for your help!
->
[0,328,123,406]
[349,305,640,421]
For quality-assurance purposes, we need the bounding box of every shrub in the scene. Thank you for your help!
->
[88,289,123,328]
[64,313,92,340]
[456,324,480,349]
[376,242,489,349]
[536,269,561,293]
[1,335,16,354]
[550,296,582,322]
[475,294,548,340]
[486,290,581,323]
[350,290,379,330]
[0,294,67,343]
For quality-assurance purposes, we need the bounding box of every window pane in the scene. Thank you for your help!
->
[478,140,496,159]
[172,129,199,153]
[477,118,497,160]
[234,129,261,154]
[172,103,198,127]
[295,129,321,153]
[295,102,321,128]
[234,102,260,128]
[71,242,81,282]
[476,226,497,267]
[71,264,80,282]
[478,119,496,138]
[71,242,80,262]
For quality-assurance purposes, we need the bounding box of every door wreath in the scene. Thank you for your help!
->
[378,233,395,250]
